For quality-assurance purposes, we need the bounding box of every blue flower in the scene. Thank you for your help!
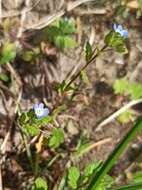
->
[33,103,49,120]
[113,24,128,38]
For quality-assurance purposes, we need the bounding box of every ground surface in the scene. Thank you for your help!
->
[0,0,142,189]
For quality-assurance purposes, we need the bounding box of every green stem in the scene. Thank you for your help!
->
[47,153,61,168]
[86,116,142,190]
[34,152,39,177]
[64,45,107,92]
[19,124,34,171]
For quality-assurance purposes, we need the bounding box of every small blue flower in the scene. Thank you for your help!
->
[33,103,49,120]
[113,24,128,38]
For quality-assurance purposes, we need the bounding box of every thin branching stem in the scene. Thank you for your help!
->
[64,44,107,91]
[18,123,34,171]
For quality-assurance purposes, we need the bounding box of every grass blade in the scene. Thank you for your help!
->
[110,182,142,190]
[86,116,142,190]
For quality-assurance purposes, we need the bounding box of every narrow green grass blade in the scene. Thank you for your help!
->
[86,116,142,190]
[110,182,142,190]
[57,175,67,190]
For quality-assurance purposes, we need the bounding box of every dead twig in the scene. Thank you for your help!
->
[67,0,95,11]
[0,82,15,98]
[0,89,22,154]
[26,0,96,30]
[71,138,112,160]
[16,0,31,41]
[81,137,112,152]
[74,7,107,15]
[0,0,40,19]
[96,98,142,131]
[0,89,9,114]
[7,62,22,88]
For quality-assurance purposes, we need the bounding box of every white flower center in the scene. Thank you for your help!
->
[35,108,43,116]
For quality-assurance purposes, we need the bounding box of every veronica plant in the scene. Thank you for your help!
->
[60,23,128,93]
[19,102,65,146]
[19,102,65,178]
[18,23,135,190]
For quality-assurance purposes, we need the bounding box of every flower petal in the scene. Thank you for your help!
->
[118,30,124,37]
[33,103,39,111]
[36,114,44,120]
[113,23,117,31]
[39,103,44,108]
[117,24,123,31]
[122,30,128,38]
[43,108,49,117]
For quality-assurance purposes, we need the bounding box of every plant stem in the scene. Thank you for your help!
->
[34,152,39,177]
[64,44,107,91]
[34,134,44,177]
[19,123,34,171]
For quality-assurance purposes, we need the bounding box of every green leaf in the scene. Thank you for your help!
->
[83,162,113,190]
[128,83,142,100]
[113,80,142,100]
[59,19,76,35]
[0,42,16,65]
[86,116,142,190]
[50,18,76,35]
[46,26,61,43]
[63,36,77,49]
[32,177,48,190]
[0,73,9,82]
[113,78,129,95]
[57,175,68,190]
[22,51,34,62]
[19,113,29,125]
[24,124,40,136]
[49,128,64,148]
[54,35,77,51]
[80,70,90,85]
[103,175,114,188]
[85,41,93,62]
[117,110,134,124]
[50,19,60,27]
[95,174,114,190]
[115,44,128,54]
[84,161,102,177]
[46,18,77,51]
[68,166,80,189]
[132,171,142,183]
[54,35,65,51]
[33,116,53,126]
[27,110,35,119]
[105,30,128,55]
[105,31,123,47]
